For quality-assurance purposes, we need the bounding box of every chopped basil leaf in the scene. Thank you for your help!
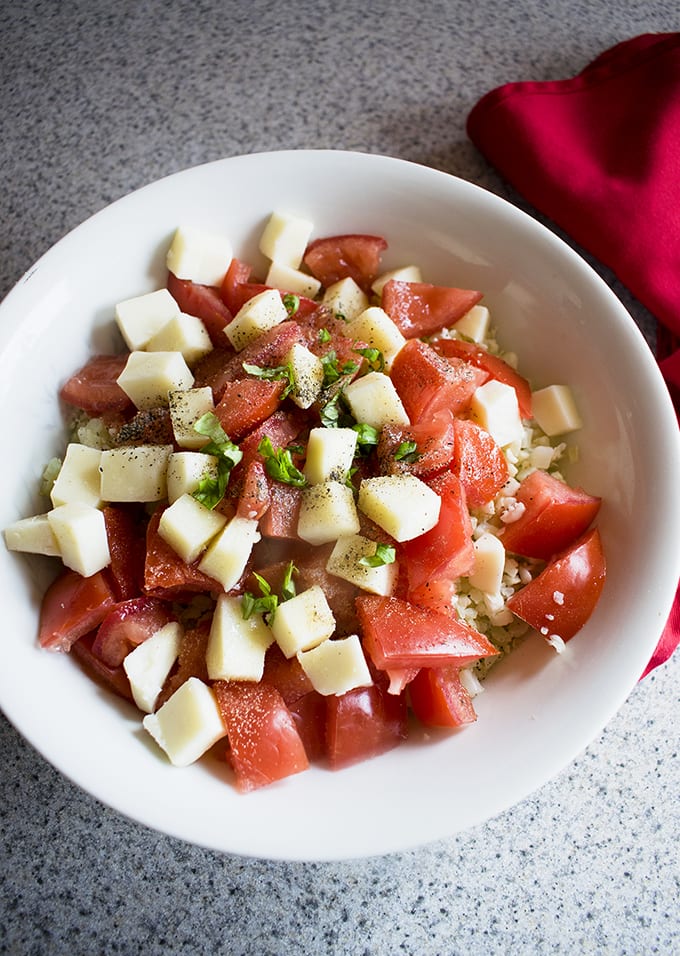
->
[282,293,300,315]
[191,413,243,509]
[318,327,331,345]
[281,561,297,602]
[353,346,385,373]
[258,436,307,487]
[394,440,420,463]
[352,422,379,453]
[242,361,296,398]
[358,543,396,567]
[320,350,359,388]
[241,572,279,621]
[319,389,355,429]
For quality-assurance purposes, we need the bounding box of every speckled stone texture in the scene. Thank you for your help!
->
[1,1,678,953]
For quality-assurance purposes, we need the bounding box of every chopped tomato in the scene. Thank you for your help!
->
[38,569,117,652]
[144,509,221,598]
[453,418,509,508]
[382,280,483,338]
[167,271,232,346]
[293,544,361,637]
[59,354,132,414]
[220,257,256,314]
[91,596,174,668]
[499,469,602,560]
[356,594,497,670]
[213,680,309,792]
[432,338,533,419]
[258,482,303,539]
[407,577,459,618]
[409,666,477,727]
[71,632,133,701]
[377,409,455,477]
[288,690,327,762]
[325,679,408,770]
[385,666,420,695]
[390,338,488,421]
[235,458,271,520]
[262,643,314,704]
[303,234,387,291]
[506,528,606,641]
[238,408,306,468]
[103,504,147,601]
[215,377,285,441]
[402,472,475,593]
[156,621,211,708]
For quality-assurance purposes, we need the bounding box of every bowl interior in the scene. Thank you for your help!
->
[1,150,679,860]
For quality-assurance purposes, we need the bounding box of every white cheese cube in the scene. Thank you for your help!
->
[469,531,506,595]
[3,514,61,557]
[344,306,406,369]
[166,451,219,503]
[50,443,103,508]
[453,304,491,343]
[166,226,232,286]
[117,351,194,410]
[158,493,227,564]
[99,444,173,502]
[343,371,410,429]
[258,211,314,269]
[303,427,358,484]
[114,288,180,351]
[326,534,399,596]
[47,503,110,577]
[168,387,215,449]
[146,313,213,366]
[123,621,182,713]
[142,676,226,767]
[224,289,288,351]
[322,277,369,322]
[270,585,336,658]
[297,634,372,696]
[265,262,321,299]
[358,474,440,542]
[297,481,361,546]
[371,265,422,296]
[471,380,523,448]
[198,516,260,591]
[286,343,324,410]
[206,594,275,682]
[532,384,583,436]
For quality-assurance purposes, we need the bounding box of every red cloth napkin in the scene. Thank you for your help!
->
[467,33,680,675]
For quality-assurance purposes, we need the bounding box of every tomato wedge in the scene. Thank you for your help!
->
[71,633,133,701]
[325,680,408,769]
[215,377,285,441]
[409,666,477,727]
[382,280,483,338]
[39,569,117,652]
[103,504,147,601]
[432,338,533,419]
[91,596,174,668]
[453,418,509,508]
[506,528,606,641]
[144,509,221,598]
[356,594,497,669]
[156,621,210,708]
[167,271,233,346]
[377,409,455,477]
[390,338,488,421]
[59,354,132,414]
[303,234,387,291]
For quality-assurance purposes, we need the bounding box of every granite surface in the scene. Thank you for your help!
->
[1,1,679,953]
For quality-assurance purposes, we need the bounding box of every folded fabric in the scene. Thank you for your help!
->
[467,34,680,675]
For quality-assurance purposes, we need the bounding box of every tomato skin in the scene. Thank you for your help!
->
[432,338,533,419]
[325,680,408,770]
[382,280,483,338]
[402,471,475,593]
[303,234,387,291]
[235,458,271,520]
[377,409,455,478]
[213,680,309,792]
[215,377,285,441]
[167,271,233,346]
[91,596,174,668]
[144,509,221,599]
[59,354,132,414]
[499,469,602,560]
[258,482,303,539]
[156,621,210,708]
[38,569,117,652]
[507,528,606,641]
[356,594,497,669]
[409,666,477,727]
[390,338,488,421]
[103,504,147,601]
[452,418,509,508]
[71,632,133,701]
[220,257,256,314]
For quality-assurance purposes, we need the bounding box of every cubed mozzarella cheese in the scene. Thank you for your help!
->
[471,380,523,448]
[303,427,358,484]
[158,493,227,563]
[326,534,399,596]
[47,503,110,577]
[453,304,490,343]
[50,443,103,508]
[197,516,260,591]
[265,262,321,299]
[99,444,173,502]
[532,384,583,436]
[343,306,406,369]
[358,474,440,542]
[114,288,180,351]
[270,585,336,658]
[297,634,372,696]
[166,451,219,503]
[142,677,226,767]
[117,351,194,410]
[297,481,361,546]
[343,371,410,429]
[168,387,215,449]
[206,594,274,681]
[166,226,232,286]
[258,211,313,269]
[469,531,506,595]
[286,343,324,410]
[146,313,213,365]
[224,289,288,351]
[321,277,369,322]
[371,265,422,296]
[123,621,182,713]
[3,514,61,557]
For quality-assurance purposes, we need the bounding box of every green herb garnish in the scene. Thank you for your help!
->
[318,327,331,345]
[191,413,243,509]
[352,422,380,454]
[241,561,297,621]
[320,350,359,388]
[353,346,385,373]
[394,440,420,463]
[242,361,296,398]
[358,543,396,568]
[282,293,300,315]
[258,436,307,487]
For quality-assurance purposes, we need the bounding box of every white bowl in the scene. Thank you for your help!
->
[1,150,679,861]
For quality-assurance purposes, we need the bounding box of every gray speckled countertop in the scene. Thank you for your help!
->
[1,2,679,953]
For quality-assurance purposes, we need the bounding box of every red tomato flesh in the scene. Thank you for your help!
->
[390,338,488,421]
[452,418,509,508]
[59,354,132,414]
[39,569,117,652]
[432,337,533,419]
[144,509,221,598]
[506,528,606,641]
[157,621,211,708]
[167,271,233,347]
[377,409,455,478]
[235,458,271,520]
[215,377,285,441]
[91,596,174,668]
[409,666,477,727]
[303,234,387,291]
[71,633,133,701]
[325,680,408,770]
[382,280,483,338]
[103,504,147,601]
